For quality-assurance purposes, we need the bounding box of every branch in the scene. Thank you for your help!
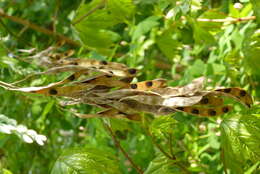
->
[0,19,32,47]
[197,16,256,23]
[72,0,106,25]
[102,121,144,174]
[147,131,191,174]
[0,9,80,47]
[169,133,174,158]
[149,131,175,160]
[0,81,16,89]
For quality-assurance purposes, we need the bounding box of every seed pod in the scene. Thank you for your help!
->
[175,105,233,117]
[214,88,253,108]
[129,79,167,91]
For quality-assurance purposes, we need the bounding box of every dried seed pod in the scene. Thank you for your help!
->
[48,49,74,60]
[151,77,205,97]
[129,79,167,90]
[199,94,224,106]
[121,95,204,107]
[35,84,95,96]
[175,105,233,117]
[214,88,253,108]
[57,58,137,77]
[96,89,159,100]
[80,75,129,88]
[122,99,176,115]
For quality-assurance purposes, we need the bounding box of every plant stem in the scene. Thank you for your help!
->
[72,0,106,25]
[148,131,191,174]
[197,16,256,23]
[0,9,79,46]
[102,121,144,174]
[169,133,174,158]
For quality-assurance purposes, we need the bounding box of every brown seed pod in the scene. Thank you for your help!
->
[129,79,167,91]
[151,77,205,97]
[175,105,233,117]
[80,75,129,88]
[57,58,136,77]
[199,94,224,106]
[214,88,253,108]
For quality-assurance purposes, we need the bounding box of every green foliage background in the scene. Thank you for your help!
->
[0,0,260,173]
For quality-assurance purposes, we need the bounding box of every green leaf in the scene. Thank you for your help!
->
[220,114,260,173]
[250,0,260,24]
[0,43,8,57]
[198,10,227,32]
[77,28,120,48]
[107,0,135,22]
[2,168,13,174]
[51,147,121,174]
[244,161,260,174]
[150,116,177,139]
[243,25,260,75]
[75,10,119,29]
[156,29,181,59]
[190,19,215,45]
[187,59,206,77]
[144,154,180,174]
[132,16,160,41]
[73,0,108,25]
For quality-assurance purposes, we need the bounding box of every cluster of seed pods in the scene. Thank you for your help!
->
[0,45,253,121]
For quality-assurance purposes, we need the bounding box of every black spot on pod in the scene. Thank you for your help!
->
[201,97,209,104]
[118,111,126,115]
[191,109,199,114]
[160,107,175,113]
[145,81,153,87]
[82,78,95,83]
[100,60,108,65]
[72,62,78,65]
[222,107,229,113]
[239,90,246,97]
[105,74,113,78]
[49,88,58,95]
[130,84,138,89]
[68,74,75,81]
[208,109,217,116]
[120,77,133,83]
[54,54,60,59]
[224,88,231,93]
[128,68,137,75]
[176,107,184,111]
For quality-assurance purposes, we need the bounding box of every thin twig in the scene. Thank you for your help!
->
[147,130,191,174]
[18,25,29,37]
[149,132,175,160]
[52,0,60,33]
[197,16,256,23]
[0,81,16,89]
[169,133,174,158]
[0,9,80,46]
[102,121,144,174]
[0,19,32,47]
[72,0,106,25]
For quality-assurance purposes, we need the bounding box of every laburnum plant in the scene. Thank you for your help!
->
[0,0,259,174]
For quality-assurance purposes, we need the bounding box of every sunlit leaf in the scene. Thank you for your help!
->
[221,114,260,173]
[144,154,181,174]
[51,148,121,174]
